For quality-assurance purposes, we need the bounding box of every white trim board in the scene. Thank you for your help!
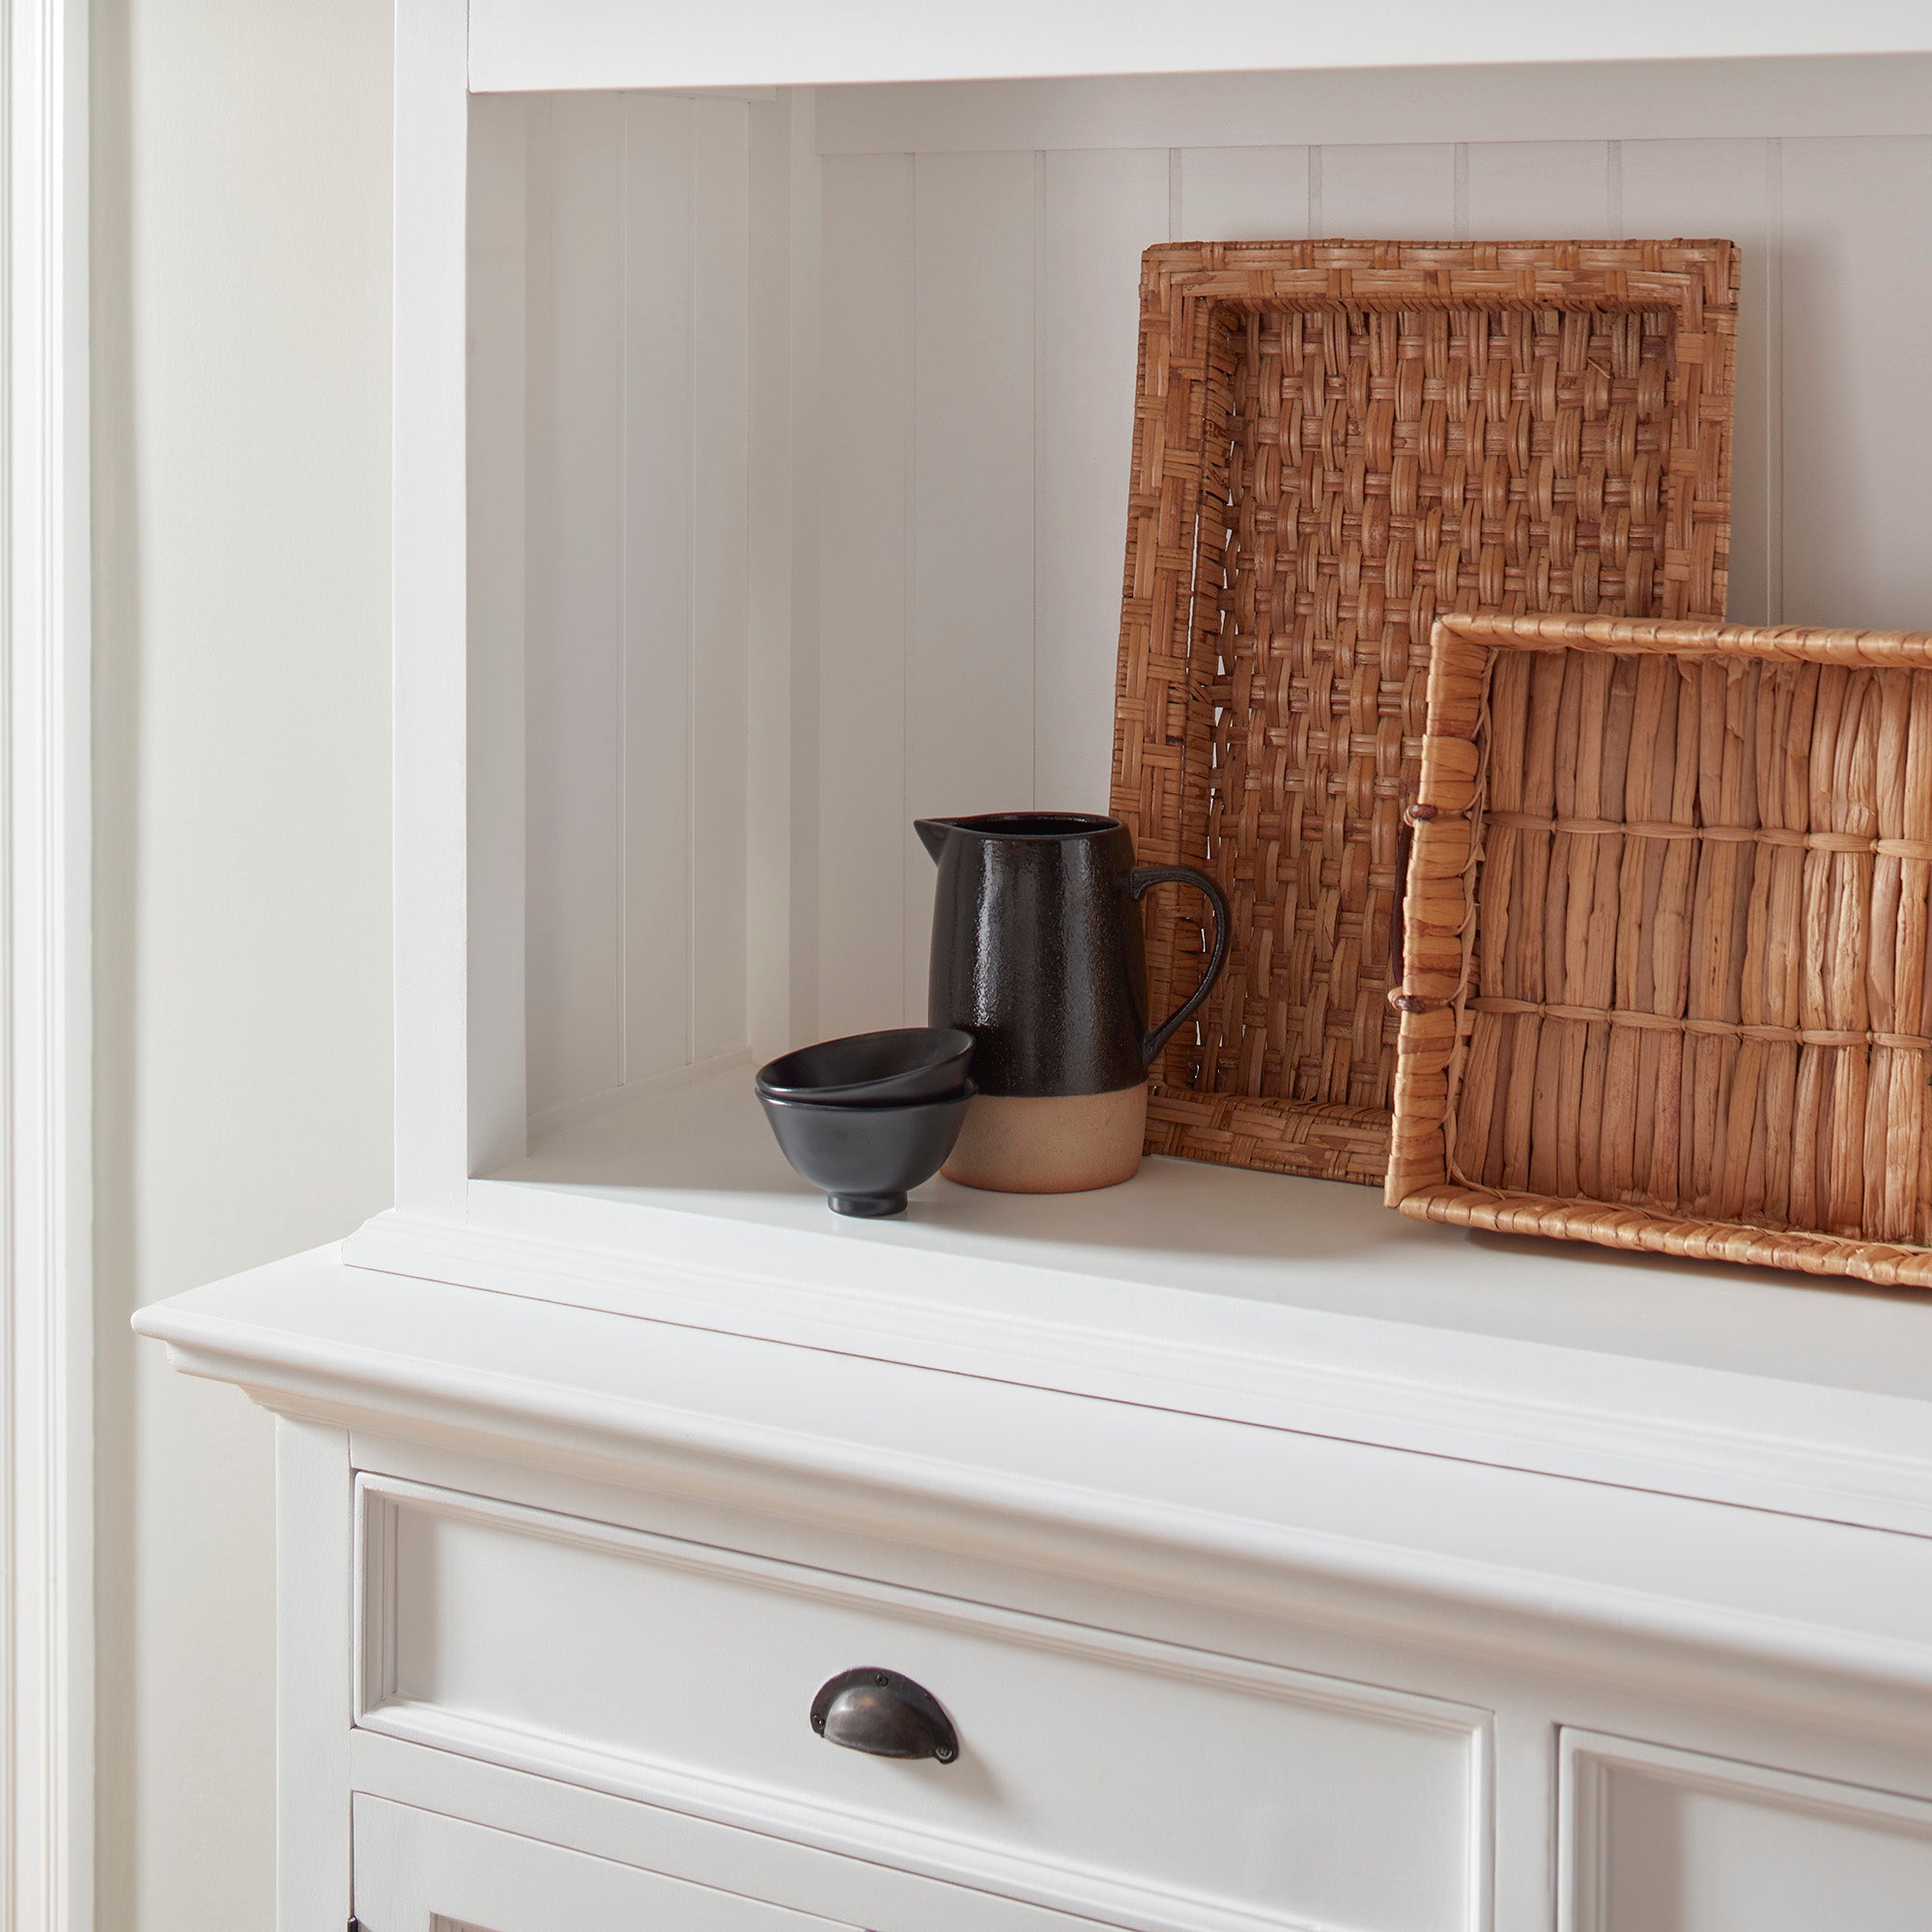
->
[811,56,1932,156]
[345,1200,1932,1544]
[467,5,1932,95]
[3,0,92,1928]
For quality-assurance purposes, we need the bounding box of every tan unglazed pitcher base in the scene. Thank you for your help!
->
[942,1085,1149,1194]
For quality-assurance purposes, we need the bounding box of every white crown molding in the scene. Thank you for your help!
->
[4,0,93,1927]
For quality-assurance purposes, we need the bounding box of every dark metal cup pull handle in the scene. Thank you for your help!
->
[1128,865,1233,1066]
[810,1668,958,1764]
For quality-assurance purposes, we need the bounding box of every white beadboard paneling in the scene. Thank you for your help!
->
[906,151,1038,1017]
[526,94,626,1119]
[617,95,696,1086]
[526,94,753,1111]
[815,154,914,1037]
[746,93,818,1057]
[1463,141,1612,235]
[1780,136,1932,630]
[689,99,752,1062]
[1316,142,1459,237]
[1621,138,1776,622]
[1036,149,1168,814]
[1175,146,1310,241]
[509,94,1932,1124]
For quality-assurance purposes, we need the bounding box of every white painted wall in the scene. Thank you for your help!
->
[91,2,393,1928]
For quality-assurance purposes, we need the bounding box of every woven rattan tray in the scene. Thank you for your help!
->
[1388,613,1932,1289]
[1109,240,1738,1182]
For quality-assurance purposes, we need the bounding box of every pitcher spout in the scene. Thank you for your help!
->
[914,818,956,864]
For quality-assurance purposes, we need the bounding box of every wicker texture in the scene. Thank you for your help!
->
[1388,613,1932,1290]
[1110,241,1738,1182]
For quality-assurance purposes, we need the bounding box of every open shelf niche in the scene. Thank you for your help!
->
[353,41,1932,1521]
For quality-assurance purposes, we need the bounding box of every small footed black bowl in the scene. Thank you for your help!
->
[755,1027,975,1106]
[757,1084,975,1217]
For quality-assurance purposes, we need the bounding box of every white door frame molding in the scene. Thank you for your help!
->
[4,0,91,1927]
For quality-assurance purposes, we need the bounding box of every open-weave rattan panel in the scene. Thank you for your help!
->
[1389,614,1932,1290]
[1110,241,1738,1183]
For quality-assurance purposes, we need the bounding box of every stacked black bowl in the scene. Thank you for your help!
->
[754,1028,976,1217]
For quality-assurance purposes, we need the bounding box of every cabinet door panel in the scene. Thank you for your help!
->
[1564,1730,1932,1932]
[353,1796,853,1930]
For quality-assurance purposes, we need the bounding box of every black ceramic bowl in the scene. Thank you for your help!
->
[757,1084,975,1217]
[755,1027,975,1105]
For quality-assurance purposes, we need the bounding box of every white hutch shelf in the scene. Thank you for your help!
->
[137,9,1932,1931]
[349,1058,1932,1537]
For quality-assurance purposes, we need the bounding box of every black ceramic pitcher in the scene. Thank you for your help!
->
[915,812,1229,1192]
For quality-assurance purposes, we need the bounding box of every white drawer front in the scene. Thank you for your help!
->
[356,1477,1488,1932]
[1563,1730,1932,1932]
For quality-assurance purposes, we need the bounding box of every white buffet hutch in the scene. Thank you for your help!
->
[135,8,1932,1930]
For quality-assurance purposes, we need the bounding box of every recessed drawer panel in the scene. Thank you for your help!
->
[356,1477,1488,1932]
[1563,1729,1932,1932]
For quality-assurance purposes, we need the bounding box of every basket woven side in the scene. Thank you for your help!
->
[1389,613,1932,1289]
[1112,240,1740,1184]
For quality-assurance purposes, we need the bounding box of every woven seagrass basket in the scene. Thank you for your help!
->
[1388,613,1932,1290]
[1109,240,1739,1183]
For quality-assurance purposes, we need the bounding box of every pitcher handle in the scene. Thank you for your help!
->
[1128,866,1232,1067]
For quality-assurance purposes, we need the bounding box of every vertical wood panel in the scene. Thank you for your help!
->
[1622,139,1776,622]
[468,96,530,1171]
[1176,146,1310,240]
[393,0,475,1211]
[618,97,696,1087]
[275,1422,352,1932]
[1317,143,1458,236]
[816,154,914,1035]
[1036,149,1168,815]
[1780,137,1932,630]
[1493,1710,1554,1932]
[689,99,752,1062]
[908,152,1038,1017]
[746,94,817,1057]
[526,94,626,1120]
[1464,142,1611,235]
